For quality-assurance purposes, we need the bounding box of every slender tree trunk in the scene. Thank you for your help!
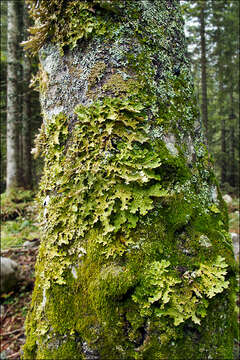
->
[213,7,227,188]
[18,57,23,183]
[228,86,235,188]
[23,1,237,359]
[200,1,208,143]
[17,1,25,185]
[220,120,227,185]
[6,1,19,193]
[220,79,227,185]
[22,3,32,189]
[229,124,235,188]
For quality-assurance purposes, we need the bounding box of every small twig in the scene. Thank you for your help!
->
[1,333,22,349]
[0,307,11,321]
[7,351,21,359]
[1,247,38,254]
[1,328,23,337]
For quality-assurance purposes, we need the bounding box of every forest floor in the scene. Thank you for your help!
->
[0,248,37,360]
[1,190,39,360]
[0,191,239,359]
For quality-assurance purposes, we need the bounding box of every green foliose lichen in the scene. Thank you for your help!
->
[30,63,49,93]
[24,94,237,359]
[23,0,120,55]
[132,256,229,325]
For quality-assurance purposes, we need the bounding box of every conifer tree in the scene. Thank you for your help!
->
[183,0,239,194]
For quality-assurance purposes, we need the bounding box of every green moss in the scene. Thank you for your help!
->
[87,61,106,96]
[24,95,237,359]
[102,73,139,97]
[38,342,83,360]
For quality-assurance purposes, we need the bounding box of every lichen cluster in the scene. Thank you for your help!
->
[132,256,229,324]
[23,0,121,55]
[24,1,238,359]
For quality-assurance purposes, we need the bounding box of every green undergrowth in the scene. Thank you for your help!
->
[1,189,40,250]
[1,189,34,220]
[1,218,39,250]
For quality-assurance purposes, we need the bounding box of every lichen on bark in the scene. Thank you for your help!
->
[24,1,238,359]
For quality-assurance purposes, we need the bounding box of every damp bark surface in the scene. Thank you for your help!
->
[24,1,237,359]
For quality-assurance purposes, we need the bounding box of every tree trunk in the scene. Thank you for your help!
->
[229,124,235,189]
[24,1,237,359]
[200,1,208,143]
[22,2,32,189]
[220,81,227,186]
[6,0,19,193]
[213,7,227,189]
[17,0,24,185]
[228,86,235,189]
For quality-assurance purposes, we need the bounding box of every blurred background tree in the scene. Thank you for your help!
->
[1,0,42,194]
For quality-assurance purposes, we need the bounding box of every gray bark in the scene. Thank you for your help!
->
[6,0,19,193]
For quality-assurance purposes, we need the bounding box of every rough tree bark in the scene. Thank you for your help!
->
[23,1,237,359]
[6,0,20,193]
